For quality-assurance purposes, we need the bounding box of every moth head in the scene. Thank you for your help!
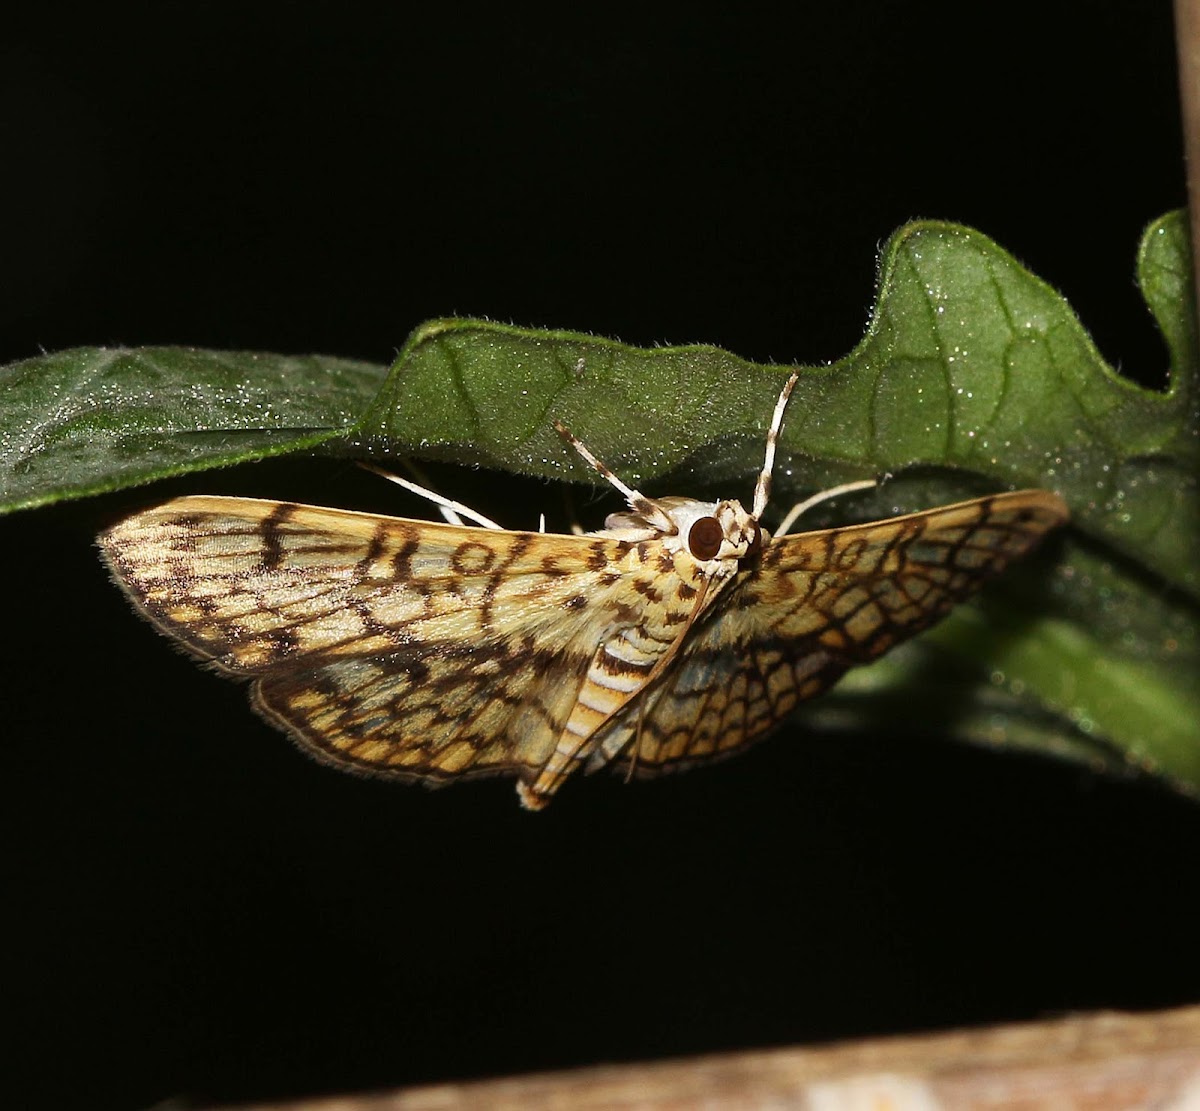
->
[616,496,762,566]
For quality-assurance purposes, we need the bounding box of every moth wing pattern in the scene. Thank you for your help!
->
[99,481,1070,804]
[250,647,584,785]
[99,495,636,784]
[594,490,1070,776]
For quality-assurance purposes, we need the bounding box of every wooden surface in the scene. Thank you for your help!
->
[1177,0,1200,330]
[227,1004,1200,1110]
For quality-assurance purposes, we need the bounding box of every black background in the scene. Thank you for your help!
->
[4,7,1198,1110]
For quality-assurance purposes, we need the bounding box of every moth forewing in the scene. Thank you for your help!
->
[100,497,625,670]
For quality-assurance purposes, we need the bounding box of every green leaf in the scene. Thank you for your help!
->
[357,217,1195,599]
[0,347,386,512]
[5,213,1196,795]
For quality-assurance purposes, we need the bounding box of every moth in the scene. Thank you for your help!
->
[99,371,1068,809]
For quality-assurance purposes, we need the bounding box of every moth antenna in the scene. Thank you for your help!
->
[553,420,658,518]
[752,369,801,519]
[358,462,504,530]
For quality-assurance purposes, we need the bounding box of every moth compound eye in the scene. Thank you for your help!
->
[687,516,724,560]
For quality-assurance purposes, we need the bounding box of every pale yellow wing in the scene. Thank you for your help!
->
[99,496,633,784]
[592,490,1070,775]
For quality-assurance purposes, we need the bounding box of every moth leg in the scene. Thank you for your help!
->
[358,461,504,530]
[773,478,882,538]
[623,698,647,783]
